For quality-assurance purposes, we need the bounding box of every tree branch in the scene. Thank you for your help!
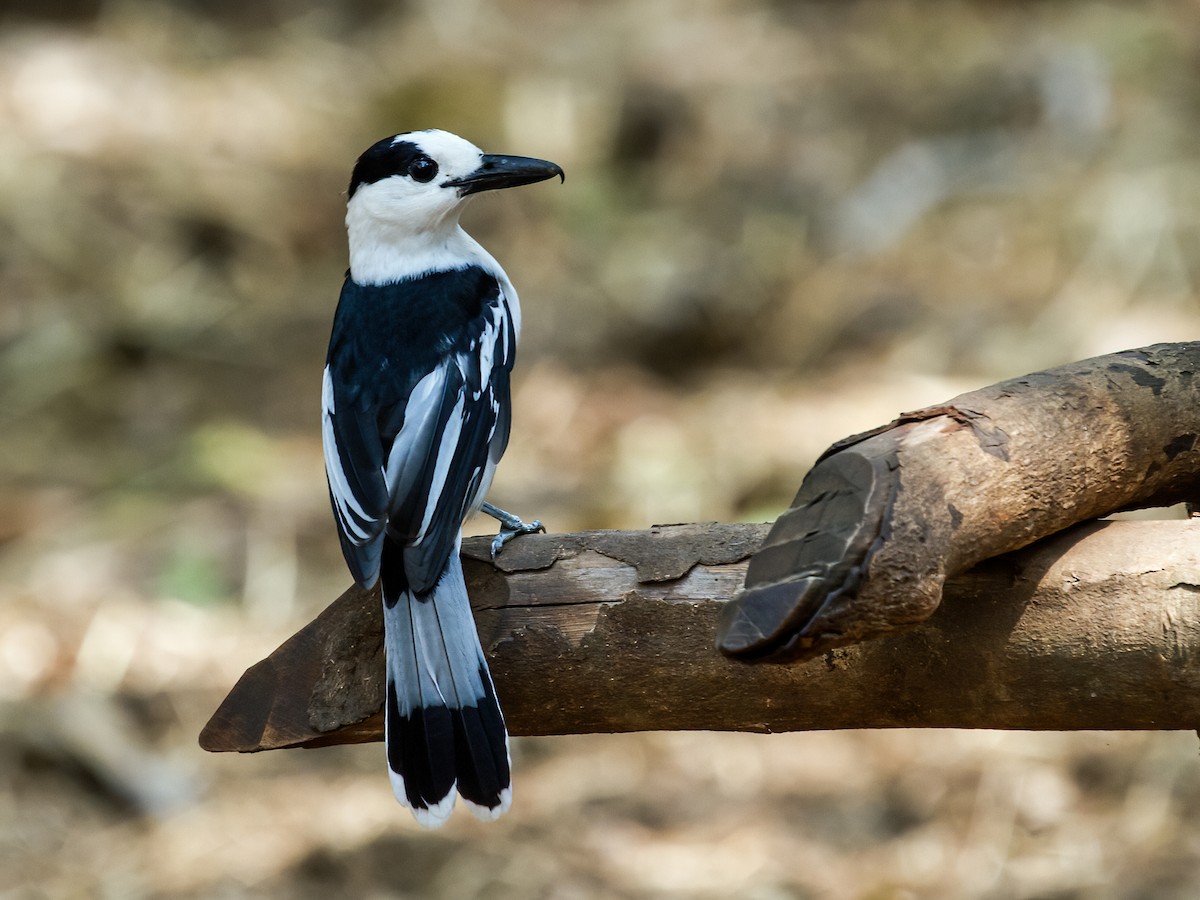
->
[201,518,1200,752]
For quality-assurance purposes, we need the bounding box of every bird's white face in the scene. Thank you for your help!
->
[347,130,486,234]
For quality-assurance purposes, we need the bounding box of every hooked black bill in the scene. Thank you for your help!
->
[446,154,565,196]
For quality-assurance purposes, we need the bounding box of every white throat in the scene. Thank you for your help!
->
[347,200,483,285]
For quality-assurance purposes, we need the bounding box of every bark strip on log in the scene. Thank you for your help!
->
[200,519,1200,752]
[717,343,1200,663]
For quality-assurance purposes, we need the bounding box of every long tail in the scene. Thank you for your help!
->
[381,542,511,828]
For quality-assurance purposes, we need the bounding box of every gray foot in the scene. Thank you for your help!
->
[480,501,545,558]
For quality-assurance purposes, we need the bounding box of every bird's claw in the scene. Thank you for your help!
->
[489,517,545,559]
[480,501,545,558]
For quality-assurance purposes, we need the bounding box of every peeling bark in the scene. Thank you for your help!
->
[717,343,1200,663]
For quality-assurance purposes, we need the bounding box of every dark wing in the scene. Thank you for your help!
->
[322,269,516,592]
[386,292,515,593]
[323,362,389,586]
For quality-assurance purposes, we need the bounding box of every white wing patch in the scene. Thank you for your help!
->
[384,366,447,505]
[477,306,500,395]
[323,366,378,544]
[416,382,466,542]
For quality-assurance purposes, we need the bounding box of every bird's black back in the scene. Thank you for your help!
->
[328,266,500,410]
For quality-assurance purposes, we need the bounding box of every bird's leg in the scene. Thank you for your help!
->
[480,501,545,558]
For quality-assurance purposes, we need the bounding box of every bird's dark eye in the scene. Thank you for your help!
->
[408,156,439,183]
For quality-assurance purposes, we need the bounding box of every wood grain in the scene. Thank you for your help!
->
[200,519,1200,752]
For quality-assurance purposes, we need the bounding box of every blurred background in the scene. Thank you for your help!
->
[2,0,1200,896]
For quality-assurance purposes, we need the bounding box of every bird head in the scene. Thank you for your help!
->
[346,129,564,236]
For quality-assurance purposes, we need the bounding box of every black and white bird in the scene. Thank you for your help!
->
[322,129,563,827]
